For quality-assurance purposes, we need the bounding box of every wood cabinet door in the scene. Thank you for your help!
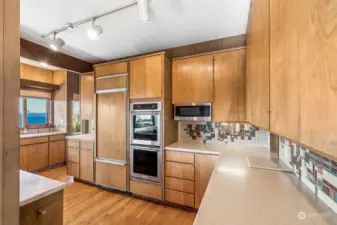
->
[195,154,218,208]
[20,190,63,225]
[213,49,246,122]
[20,143,49,171]
[95,161,126,190]
[49,140,66,166]
[246,0,270,130]
[80,149,94,182]
[95,61,128,77]
[67,162,79,178]
[80,73,94,120]
[130,54,162,99]
[97,91,126,161]
[172,55,214,104]
[270,0,300,141]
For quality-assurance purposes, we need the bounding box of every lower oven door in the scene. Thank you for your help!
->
[130,145,161,183]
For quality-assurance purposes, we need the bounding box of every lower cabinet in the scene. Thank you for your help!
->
[130,180,163,201]
[95,160,126,191]
[165,150,218,208]
[20,190,63,225]
[20,143,49,171]
[49,140,66,166]
[66,139,94,183]
[194,154,218,208]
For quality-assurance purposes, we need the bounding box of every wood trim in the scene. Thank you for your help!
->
[172,46,246,61]
[20,79,59,91]
[20,38,93,73]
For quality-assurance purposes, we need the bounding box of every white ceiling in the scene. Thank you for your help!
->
[20,0,250,63]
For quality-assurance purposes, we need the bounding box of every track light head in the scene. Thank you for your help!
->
[87,24,103,40]
[49,34,65,51]
[138,0,150,22]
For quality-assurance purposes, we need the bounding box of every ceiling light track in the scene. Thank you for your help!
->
[41,0,139,39]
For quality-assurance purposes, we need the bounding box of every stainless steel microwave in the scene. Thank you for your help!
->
[174,103,211,122]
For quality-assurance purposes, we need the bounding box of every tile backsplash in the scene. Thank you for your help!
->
[178,122,269,147]
[20,127,65,135]
[279,137,337,213]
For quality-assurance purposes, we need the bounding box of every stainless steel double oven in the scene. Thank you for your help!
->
[130,101,162,183]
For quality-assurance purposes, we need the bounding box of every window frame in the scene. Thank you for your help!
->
[20,91,53,129]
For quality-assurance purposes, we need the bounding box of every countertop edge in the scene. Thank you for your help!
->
[20,185,67,207]
[165,146,220,156]
[20,132,67,139]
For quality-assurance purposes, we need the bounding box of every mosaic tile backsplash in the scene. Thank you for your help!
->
[179,122,270,147]
[279,138,337,213]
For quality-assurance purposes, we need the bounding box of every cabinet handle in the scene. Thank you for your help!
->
[37,208,47,215]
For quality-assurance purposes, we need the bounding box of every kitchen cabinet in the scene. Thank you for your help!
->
[246,0,270,130]
[49,140,66,166]
[213,49,246,122]
[96,75,127,91]
[66,138,94,182]
[20,190,63,225]
[164,150,218,208]
[20,143,49,172]
[130,180,163,201]
[80,141,94,182]
[172,55,214,104]
[95,160,126,191]
[96,91,126,161]
[95,61,128,77]
[194,154,218,208]
[270,0,300,141]
[130,54,163,99]
[20,134,66,172]
[80,72,95,120]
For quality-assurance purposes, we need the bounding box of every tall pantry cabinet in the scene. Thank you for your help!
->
[94,61,128,191]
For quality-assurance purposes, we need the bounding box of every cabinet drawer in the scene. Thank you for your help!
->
[95,61,128,77]
[166,151,194,164]
[95,160,126,190]
[166,161,194,180]
[80,141,94,150]
[49,134,65,142]
[67,147,79,163]
[67,140,80,148]
[130,180,163,201]
[166,177,194,194]
[20,136,49,146]
[67,162,79,178]
[165,189,194,208]
[96,75,127,91]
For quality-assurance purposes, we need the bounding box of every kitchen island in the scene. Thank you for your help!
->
[20,170,67,225]
[166,142,337,225]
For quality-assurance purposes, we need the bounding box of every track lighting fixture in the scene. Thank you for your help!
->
[138,0,150,22]
[49,33,65,51]
[87,20,103,40]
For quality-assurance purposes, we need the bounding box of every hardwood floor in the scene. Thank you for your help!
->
[38,167,196,225]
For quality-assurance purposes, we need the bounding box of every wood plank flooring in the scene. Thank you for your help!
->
[38,167,196,225]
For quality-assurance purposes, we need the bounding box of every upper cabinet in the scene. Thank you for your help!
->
[246,0,270,130]
[130,54,163,99]
[95,61,128,77]
[213,49,246,122]
[80,72,95,120]
[172,55,214,104]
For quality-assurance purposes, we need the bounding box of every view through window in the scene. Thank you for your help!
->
[72,100,81,133]
[19,96,51,128]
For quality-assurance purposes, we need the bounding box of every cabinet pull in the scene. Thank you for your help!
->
[37,208,47,215]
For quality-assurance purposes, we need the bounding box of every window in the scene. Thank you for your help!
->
[72,100,81,134]
[19,96,52,128]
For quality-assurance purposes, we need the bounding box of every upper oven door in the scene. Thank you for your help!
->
[174,103,211,121]
[131,112,161,146]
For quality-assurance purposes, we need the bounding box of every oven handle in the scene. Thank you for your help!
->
[131,111,161,115]
[131,146,160,152]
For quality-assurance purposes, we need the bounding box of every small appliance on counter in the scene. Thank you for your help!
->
[174,103,212,122]
[130,101,162,184]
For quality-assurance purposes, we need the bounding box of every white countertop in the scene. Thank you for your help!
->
[20,170,67,207]
[20,131,66,139]
[165,142,337,225]
[66,134,95,141]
